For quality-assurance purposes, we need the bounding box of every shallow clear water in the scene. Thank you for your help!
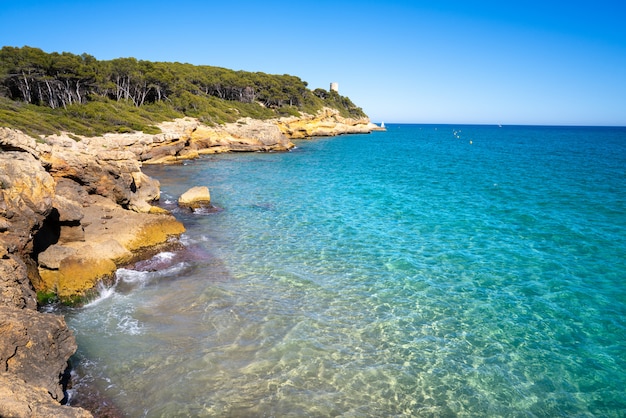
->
[65,125,626,416]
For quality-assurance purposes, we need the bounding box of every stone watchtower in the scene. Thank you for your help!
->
[330,82,339,92]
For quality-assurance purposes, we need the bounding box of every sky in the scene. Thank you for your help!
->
[1,0,625,126]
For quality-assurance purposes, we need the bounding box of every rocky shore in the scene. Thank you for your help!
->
[0,108,380,416]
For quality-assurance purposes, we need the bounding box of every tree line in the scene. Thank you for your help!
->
[0,46,365,118]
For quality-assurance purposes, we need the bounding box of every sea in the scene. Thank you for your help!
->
[60,124,626,417]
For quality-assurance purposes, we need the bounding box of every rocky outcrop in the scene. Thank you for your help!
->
[0,306,76,401]
[178,186,212,211]
[0,128,186,303]
[59,109,380,165]
[0,124,188,416]
[0,151,56,256]
[277,108,381,139]
[36,194,185,301]
[0,372,92,418]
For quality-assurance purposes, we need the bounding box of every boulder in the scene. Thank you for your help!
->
[53,194,84,223]
[178,186,212,210]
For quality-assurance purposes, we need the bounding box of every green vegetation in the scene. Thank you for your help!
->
[0,46,366,137]
[36,290,58,306]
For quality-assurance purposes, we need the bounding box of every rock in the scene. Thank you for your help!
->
[128,171,162,213]
[44,195,86,244]
[42,149,140,207]
[36,195,184,302]
[0,372,93,418]
[277,107,378,139]
[0,306,77,402]
[178,186,211,210]
[54,178,90,207]
[0,216,10,232]
[0,151,56,254]
[0,255,37,310]
[53,194,84,223]
[37,245,79,270]
[0,127,41,156]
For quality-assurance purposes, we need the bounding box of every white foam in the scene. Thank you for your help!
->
[84,281,117,307]
[155,251,176,261]
[117,315,142,335]
[116,267,152,284]
[156,261,189,278]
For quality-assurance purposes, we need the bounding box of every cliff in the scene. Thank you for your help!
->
[277,107,381,138]
[0,109,380,415]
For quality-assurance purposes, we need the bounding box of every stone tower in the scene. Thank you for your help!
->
[330,82,339,92]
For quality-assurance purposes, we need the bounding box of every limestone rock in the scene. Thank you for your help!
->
[54,178,90,207]
[129,171,162,213]
[37,245,79,270]
[0,127,41,156]
[0,254,37,310]
[277,107,378,139]
[53,194,84,223]
[0,306,77,401]
[178,186,211,210]
[36,195,184,301]
[0,151,56,254]
[42,148,140,207]
[0,372,93,418]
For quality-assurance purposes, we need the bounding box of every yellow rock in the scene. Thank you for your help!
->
[56,256,117,299]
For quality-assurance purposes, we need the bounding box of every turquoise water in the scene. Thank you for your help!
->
[65,125,626,416]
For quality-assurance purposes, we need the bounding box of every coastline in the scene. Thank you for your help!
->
[0,109,381,416]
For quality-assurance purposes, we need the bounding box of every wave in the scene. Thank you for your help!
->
[83,281,117,308]
[82,251,192,307]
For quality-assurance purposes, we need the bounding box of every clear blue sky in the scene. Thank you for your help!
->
[1,0,625,126]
